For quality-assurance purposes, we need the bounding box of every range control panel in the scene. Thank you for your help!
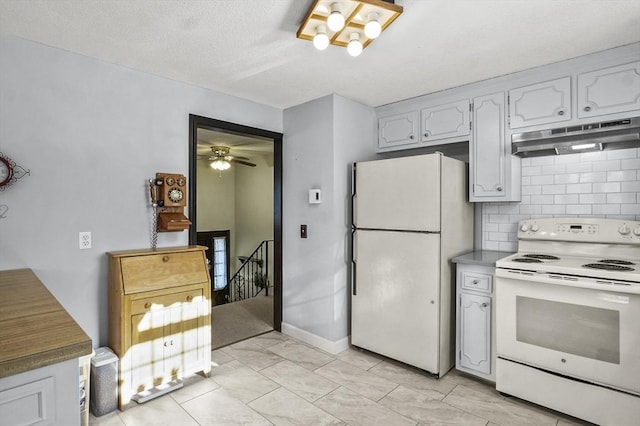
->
[518,218,640,244]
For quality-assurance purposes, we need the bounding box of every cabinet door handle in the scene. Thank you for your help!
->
[144,302,152,309]
[557,110,565,116]
[584,106,591,112]
[409,134,414,140]
[481,302,488,308]
[186,295,193,302]
[424,133,429,138]
[496,186,503,192]
[162,256,170,262]
[164,341,169,347]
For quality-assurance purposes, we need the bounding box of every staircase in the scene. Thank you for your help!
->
[228,240,273,303]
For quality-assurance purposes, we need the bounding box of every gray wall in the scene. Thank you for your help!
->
[0,35,282,347]
[282,94,376,343]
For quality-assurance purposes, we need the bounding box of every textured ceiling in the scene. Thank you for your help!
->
[1,0,639,109]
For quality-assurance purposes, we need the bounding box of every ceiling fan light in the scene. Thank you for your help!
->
[364,12,381,39]
[313,24,329,50]
[210,159,231,170]
[347,32,362,57]
[327,3,345,32]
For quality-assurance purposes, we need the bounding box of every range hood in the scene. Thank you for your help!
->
[512,117,640,158]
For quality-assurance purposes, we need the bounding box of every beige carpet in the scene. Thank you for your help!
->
[211,291,274,349]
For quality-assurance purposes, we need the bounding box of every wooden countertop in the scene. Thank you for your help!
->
[0,269,92,378]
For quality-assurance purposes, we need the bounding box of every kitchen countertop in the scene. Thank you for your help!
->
[452,250,514,267]
[0,268,92,378]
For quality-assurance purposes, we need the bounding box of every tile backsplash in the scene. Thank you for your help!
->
[482,147,640,252]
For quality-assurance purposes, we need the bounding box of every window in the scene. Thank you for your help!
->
[213,236,228,290]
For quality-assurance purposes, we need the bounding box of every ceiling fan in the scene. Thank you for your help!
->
[200,146,256,170]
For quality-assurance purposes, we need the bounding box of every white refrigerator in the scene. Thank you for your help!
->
[351,153,473,377]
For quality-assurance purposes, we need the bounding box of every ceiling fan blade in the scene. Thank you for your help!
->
[229,158,256,167]
[227,155,251,161]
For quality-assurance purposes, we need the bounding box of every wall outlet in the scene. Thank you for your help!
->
[79,232,92,249]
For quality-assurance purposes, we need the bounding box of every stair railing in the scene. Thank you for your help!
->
[228,240,273,303]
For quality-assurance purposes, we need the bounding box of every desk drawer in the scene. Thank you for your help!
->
[130,289,203,315]
[461,271,492,293]
[120,251,208,294]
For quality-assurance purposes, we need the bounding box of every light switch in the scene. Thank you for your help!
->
[309,189,322,204]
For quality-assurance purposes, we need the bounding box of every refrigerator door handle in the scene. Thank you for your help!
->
[351,228,357,296]
[352,193,357,228]
[351,162,357,228]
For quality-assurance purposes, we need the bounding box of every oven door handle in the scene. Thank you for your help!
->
[495,269,640,295]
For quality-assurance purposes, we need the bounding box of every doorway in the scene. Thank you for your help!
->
[188,115,283,347]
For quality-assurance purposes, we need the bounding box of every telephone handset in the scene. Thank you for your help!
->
[148,173,191,242]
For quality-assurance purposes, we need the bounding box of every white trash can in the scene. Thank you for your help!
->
[90,347,118,416]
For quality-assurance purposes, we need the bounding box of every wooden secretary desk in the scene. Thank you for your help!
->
[107,246,211,409]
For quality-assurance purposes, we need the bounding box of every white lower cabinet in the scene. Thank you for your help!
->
[0,359,80,426]
[456,263,496,382]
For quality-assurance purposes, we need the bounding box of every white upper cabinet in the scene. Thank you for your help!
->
[577,61,640,118]
[509,77,571,128]
[421,100,470,143]
[471,92,508,200]
[378,111,419,149]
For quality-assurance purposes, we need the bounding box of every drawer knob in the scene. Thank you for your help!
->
[584,106,591,112]
[186,295,193,302]
[144,302,152,309]
[472,280,479,284]
[557,110,565,116]
[162,256,170,262]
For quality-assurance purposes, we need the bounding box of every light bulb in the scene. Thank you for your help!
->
[364,12,381,39]
[211,160,231,170]
[327,3,345,32]
[347,33,362,57]
[313,24,329,50]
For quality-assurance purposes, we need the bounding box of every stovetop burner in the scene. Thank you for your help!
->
[583,263,635,272]
[512,258,543,263]
[598,259,635,266]
[524,254,560,260]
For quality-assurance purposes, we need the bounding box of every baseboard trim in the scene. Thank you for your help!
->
[280,322,349,355]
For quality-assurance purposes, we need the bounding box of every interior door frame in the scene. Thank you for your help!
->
[188,114,283,332]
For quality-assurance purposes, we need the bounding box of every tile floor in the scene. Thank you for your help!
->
[90,331,592,426]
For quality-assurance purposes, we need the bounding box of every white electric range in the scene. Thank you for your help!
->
[495,218,640,426]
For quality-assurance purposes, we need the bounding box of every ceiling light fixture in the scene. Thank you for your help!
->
[297,0,403,56]
[313,24,330,50]
[210,159,231,170]
[347,32,363,57]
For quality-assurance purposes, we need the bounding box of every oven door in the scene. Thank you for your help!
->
[496,269,640,395]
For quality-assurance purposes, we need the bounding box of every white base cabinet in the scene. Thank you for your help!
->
[456,263,496,382]
[0,359,80,426]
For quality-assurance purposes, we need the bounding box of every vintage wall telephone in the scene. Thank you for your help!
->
[149,172,192,233]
